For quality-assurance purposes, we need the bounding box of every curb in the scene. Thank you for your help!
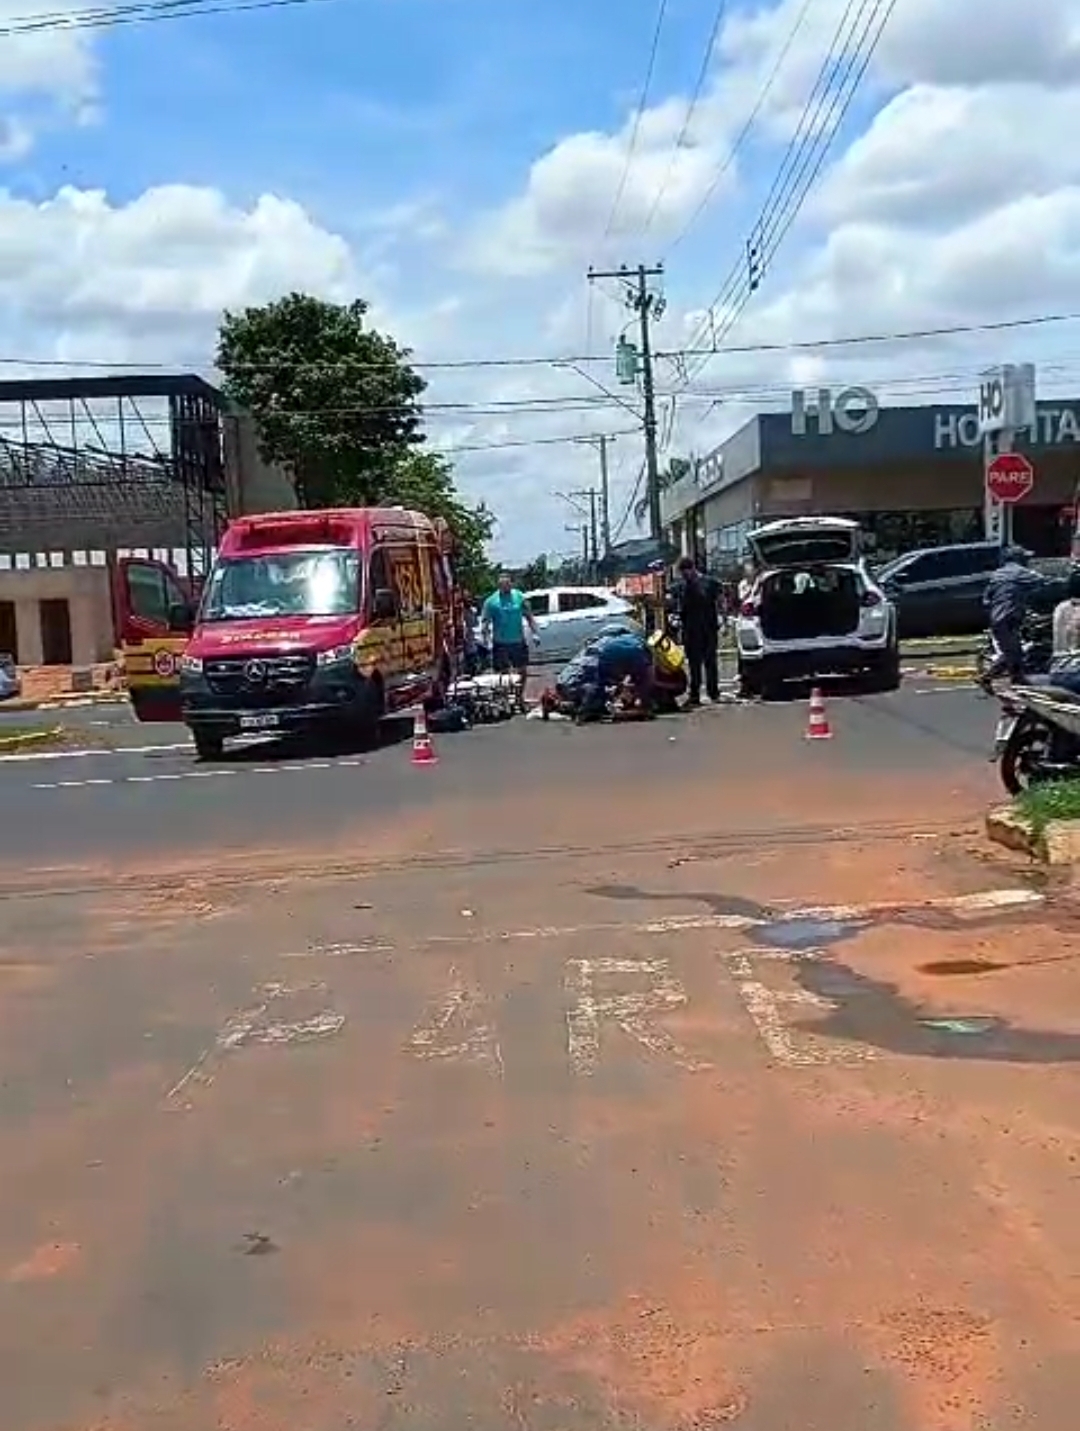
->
[985,804,1080,865]
[0,725,64,754]
[2,691,126,714]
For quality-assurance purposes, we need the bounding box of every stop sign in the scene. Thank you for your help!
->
[986,452,1034,503]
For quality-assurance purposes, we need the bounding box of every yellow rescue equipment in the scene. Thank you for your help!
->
[648,627,685,676]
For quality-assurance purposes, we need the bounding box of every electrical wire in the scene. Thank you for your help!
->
[10,308,1080,380]
[680,0,896,382]
[19,358,1080,429]
[680,0,878,365]
[612,460,646,541]
[0,0,340,37]
[600,0,671,242]
[641,0,729,237]
[665,0,819,254]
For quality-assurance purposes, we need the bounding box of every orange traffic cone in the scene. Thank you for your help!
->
[411,707,438,765]
[804,686,832,740]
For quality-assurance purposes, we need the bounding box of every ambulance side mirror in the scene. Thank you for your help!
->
[168,601,195,633]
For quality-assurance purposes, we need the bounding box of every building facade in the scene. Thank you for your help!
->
[0,401,296,669]
[661,398,1080,570]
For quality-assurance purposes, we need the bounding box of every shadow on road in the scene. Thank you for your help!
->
[206,714,418,766]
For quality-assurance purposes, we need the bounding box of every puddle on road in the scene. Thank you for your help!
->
[757,917,864,950]
[919,958,1008,976]
[585,882,1080,1063]
[792,959,1080,1063]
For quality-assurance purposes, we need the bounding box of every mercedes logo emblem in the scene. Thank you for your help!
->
[244,659,267,682]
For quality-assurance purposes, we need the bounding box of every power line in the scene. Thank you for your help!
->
[665,0,818,254]
[3,307,1079,381]
[601,0,671,242]
[680,0,897,381]
[612,461,646,542]
[641,0,729,236]
[0,0,340,36]
[681,0,879,366]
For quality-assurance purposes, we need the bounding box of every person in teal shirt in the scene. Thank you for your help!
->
[481,571,539,708]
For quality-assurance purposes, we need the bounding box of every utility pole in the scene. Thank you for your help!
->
[565,523,589,581]
[557,488,600,579]
[586,263,664,541]
[574,434,614,557]
[570,489,599,576]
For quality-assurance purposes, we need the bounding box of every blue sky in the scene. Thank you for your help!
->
[3,0,1074,558]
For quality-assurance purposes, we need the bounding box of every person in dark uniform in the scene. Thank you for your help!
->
[980,546,1046,687]
[555,624,654,722]
[670,555,721,704]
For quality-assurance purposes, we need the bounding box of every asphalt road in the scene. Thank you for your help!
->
[8,676,1080,1429]
[0,678,997,870]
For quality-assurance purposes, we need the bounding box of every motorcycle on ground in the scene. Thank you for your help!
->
[993,681,1080,794]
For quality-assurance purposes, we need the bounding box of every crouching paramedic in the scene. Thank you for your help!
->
[556,624,654,721]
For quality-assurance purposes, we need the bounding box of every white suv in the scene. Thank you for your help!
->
[735,517,899,698]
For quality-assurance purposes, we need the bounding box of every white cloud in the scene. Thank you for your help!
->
[814,83,1080,230]
[0,0,100,151]
[12,0,1080,562]
[0,184,357,362]
[461,98,731,277]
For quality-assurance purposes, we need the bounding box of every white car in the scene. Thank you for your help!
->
[734,516,899,698]
[522,586,641,661]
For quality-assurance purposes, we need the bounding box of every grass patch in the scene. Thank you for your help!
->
[1015,779,1080,834]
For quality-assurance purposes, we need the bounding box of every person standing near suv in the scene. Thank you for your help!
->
[670,555,721,705]
[480,571,539,709]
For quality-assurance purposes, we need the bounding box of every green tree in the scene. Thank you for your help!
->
[216,292,426,506]
[383,448,497,596]
[517,554,550,590]
[215,290,499,587]
[634,456,693,525]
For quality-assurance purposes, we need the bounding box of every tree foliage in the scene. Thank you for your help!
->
[633,456,693,525]
[215,291,496,586]
[517,554,550,590]
[216,291,426,507]
[383,449,498,596]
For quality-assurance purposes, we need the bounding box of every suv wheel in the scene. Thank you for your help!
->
[867,645,901,693]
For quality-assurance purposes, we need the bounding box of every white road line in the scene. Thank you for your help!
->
[32,758,367,790]
[286,888,1043,959]
[1,741,193,763]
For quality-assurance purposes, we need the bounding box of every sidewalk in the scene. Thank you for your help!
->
[1,663,127,713]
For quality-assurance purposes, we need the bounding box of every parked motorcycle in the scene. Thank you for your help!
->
[993,683,1080,794]
[976,610,1054,689]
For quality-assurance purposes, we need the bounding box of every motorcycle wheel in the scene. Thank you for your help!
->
[1000,713,1052,795]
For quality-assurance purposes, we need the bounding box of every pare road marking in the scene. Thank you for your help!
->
[33,758,367,790]
[165,980,345,1105]
[405,965,503,1074]
[565,956,708,1075]
[725,946,871,1067]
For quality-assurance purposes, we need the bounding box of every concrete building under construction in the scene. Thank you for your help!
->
[0,372,295,666]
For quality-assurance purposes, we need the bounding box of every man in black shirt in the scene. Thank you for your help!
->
[671,555,721,704]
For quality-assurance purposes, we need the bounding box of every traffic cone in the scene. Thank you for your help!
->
[411,707,438,765]
[804,686,832,740]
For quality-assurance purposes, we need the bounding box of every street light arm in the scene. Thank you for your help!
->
[554,360,643,421]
